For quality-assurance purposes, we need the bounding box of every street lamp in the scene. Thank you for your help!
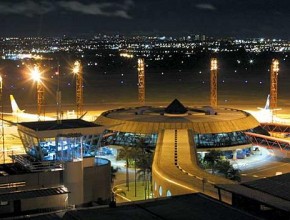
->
[31,65,44,120]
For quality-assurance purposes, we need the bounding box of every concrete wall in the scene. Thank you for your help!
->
[83,160,111,204]
[63,161,83,206]
[0,171,62,193]
[21,194,68,211]
[0,194,68,215]
[83,156,95,168]
[0,201,14,214]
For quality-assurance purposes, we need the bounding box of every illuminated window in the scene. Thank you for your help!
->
[159,186,163,196]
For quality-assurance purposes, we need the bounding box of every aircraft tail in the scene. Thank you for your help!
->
[264,94,270,110]
[257,94,281,111]
[10,95,23,114]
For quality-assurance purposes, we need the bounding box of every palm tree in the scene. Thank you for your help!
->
[136,148,153,199]
[111,166,119,184]
[117,146,134,190]
[130,147,143,197]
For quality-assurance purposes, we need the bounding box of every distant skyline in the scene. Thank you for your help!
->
[0,0,290,39]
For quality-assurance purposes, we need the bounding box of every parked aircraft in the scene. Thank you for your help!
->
[9,95,87,122]
[246,94,281,123]
[10,95,55,122]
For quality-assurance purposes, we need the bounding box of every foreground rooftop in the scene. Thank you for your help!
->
[62,193,259,220]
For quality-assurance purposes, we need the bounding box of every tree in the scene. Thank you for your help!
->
[117,146,134,190]
[215,160,231,177]
[131,138,154,199]
[204,151,241,182]
[227,167,241,182]
[111,166,119,184]
[203,150,222,174]
[136,148,153,199]
[130,146,143,197]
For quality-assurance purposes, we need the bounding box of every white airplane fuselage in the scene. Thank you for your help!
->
[10,95,55,122]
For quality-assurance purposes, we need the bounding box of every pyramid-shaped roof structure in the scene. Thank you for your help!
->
[164,99,188,114]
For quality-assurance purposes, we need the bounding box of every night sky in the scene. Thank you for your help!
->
[0,0,290,38]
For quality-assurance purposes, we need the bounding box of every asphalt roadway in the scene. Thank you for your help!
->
[240,151,290,182]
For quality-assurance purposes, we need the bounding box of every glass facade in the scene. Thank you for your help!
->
[101,130,158,148]
[194,131,250,148]
[18,130,99,161]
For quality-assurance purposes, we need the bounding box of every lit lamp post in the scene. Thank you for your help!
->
[31,65,44,120]
[73,60,83,118]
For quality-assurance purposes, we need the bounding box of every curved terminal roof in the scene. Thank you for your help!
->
[95,105,260,134]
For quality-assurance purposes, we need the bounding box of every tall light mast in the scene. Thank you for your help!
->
[137,58,145,104]
[31,65,44,120]
[0,76,4,163]
[73,60,83,118]
[210,58,218,107]
[270,59,279,109]
[56,62,62,124]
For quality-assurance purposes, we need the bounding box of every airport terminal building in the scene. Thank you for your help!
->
[95,99,268,198]
[97,99,267,159]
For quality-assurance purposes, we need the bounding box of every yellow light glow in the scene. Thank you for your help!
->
[73,60,81,74]
[211,58,217,70]
[137,58,144,71]
[31,65,41,82]
[272,59,279,72]
[120,53,134,58]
